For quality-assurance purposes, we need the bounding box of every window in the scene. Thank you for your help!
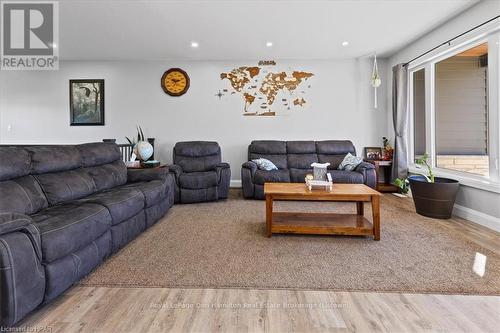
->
[408,31,500,188]
[435,43,489,176]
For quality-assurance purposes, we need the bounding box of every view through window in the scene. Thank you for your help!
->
[434,43,489,177]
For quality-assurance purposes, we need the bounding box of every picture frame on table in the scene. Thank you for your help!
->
[364,147,383,160]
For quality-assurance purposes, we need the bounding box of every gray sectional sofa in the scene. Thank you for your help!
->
[0,142,174,326]
[241,140,376,199]
[170,141,231,203]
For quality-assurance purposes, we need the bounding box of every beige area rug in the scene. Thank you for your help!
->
[81,192,500,295]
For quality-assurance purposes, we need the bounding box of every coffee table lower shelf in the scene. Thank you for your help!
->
[271,212,374,236]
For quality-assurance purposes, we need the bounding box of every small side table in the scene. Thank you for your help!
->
[364,160,398,193]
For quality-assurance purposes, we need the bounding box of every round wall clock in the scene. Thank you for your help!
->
[161,68,190,96]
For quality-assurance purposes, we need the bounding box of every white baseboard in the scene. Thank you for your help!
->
[453,204,500,233]
[230,180,242,188]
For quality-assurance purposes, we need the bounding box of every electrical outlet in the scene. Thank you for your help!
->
[7,124,12,132]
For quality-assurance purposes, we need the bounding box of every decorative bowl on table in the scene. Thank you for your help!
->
[140,160,161,168]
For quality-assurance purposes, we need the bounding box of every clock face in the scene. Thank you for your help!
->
[161,68,190,96]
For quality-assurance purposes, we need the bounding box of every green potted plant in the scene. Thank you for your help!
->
[407,153,459,219]
[393,177,410,196]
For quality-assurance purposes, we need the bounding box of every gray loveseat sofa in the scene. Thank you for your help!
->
[241,140,376,199]
[169,141,231,203]
[0,142,174,326]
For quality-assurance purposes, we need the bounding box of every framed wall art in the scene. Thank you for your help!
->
[69,79,104,125]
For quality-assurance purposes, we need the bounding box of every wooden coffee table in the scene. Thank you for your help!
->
[264,183,381,240]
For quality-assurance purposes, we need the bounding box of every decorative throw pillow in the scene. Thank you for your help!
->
[252,158,278,171]
[338,153,363,171]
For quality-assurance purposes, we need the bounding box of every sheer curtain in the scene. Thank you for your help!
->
[391,64,409,181]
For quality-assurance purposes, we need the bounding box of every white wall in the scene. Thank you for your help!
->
[387,0,500,222]
[0,59,388,184]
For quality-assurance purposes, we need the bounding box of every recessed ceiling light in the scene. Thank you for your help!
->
[342,41,349,47]
[191,41,199,48]
[266,41,273,47]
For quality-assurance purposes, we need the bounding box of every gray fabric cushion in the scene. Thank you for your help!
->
[317,154,348,169]
[34,169,97,205]
[0,176,48,214]
[286,141,316,154]
[175,154,221,173]
[145,200,170,228]
[85,160,127,191]
[78,187,144,225]
[287,154,318,169]
[123,180,167,207]
[316,140,356,155]
[26,146,82,174]
[77,142,121,167]
[253,169,290,185]
[179,171,218,189]
[289,168,313,183]
[174,141,220,157]
[316,141,356,169]
[173,141,222,173]
[32,202,111,263]
[110,211,146,253]
[329,170,364,184]
[43,230,111,301]
[127,167,168,183]
[248,141,287,155]
[0,147,31,181]
[180,187,218,203]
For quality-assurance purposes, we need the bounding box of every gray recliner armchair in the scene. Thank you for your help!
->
[170,141,231,203]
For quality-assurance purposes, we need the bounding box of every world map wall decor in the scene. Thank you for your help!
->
[218,63,314,116]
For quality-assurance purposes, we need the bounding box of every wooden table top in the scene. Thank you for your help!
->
[264,183,381,197]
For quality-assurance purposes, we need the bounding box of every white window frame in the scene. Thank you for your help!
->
[407,23,500,194]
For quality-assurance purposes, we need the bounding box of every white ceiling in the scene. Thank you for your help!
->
[58,0,479,61]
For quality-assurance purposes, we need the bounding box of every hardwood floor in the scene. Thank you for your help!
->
[18,287,500,332]
[15,194,500,332]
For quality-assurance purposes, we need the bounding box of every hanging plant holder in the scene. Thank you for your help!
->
[371,54,381,109]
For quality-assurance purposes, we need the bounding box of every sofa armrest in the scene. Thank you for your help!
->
[242,161,258,174]
[354,161,375,173]
[169,164,183,181]
[214,163,231,199]
[127,167,168,183]
[0,212,42,260]
[241,161,258,198]
[354,162,377,189]
[213,162,230,170]
[0,212,45,326]
[0,212,34,235]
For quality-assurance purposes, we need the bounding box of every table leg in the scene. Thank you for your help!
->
[266,195,273,237]
[371,195,380,240]
[356,202,364,215]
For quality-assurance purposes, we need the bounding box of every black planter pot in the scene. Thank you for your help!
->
[408,175,459,219]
